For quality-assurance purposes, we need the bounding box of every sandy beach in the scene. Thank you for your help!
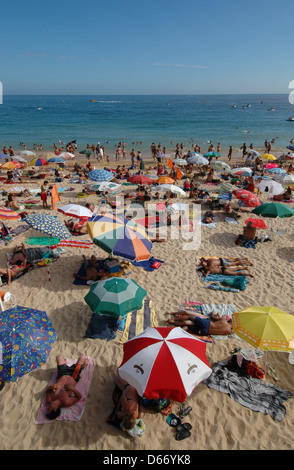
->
[0,146,294,452]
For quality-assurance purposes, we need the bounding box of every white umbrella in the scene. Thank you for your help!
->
[157,184,186,195]
[287,153,294,159]
[248,149,261,157]
[257,179,284,196]
[157,153,171,159]
[274,173,294,186]
[210,160,231,171]
[10,155,27,162]
[57,204,93,219]
[58,152,75,159]
[19,150,36,156]
[90,182,121,192]
[187,154,209,165]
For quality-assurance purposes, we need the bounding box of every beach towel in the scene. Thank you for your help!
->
[224,216,239,225]
[9,224,30,237]
[196,257,248,291]
[58,239,93,248]
[120,298,158,343]
[73,259,106,285]
[203,360,292,422]
[130,256,164,271]
[0,263,34,286]
[84,313,119,340]
[25,236,61,246]
[36,357,95,424]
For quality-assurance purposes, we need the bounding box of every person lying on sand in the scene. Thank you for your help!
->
[199,257,253,268]
[198,264,253,277]
[0,244,29,284]
[202,211,214,224]
[114,373,143,433]
[167,310,233,336]
[65,219,88,235]
[45,355,88,420]
[74,255,105,282]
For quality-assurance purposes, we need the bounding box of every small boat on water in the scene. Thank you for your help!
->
[286,116,294,121]
[89,100,97,102]
[268,107,275,111]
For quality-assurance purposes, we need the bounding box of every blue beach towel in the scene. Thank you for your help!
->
[131,256,164,271]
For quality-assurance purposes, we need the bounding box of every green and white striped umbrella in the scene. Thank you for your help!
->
[84,278,147,318]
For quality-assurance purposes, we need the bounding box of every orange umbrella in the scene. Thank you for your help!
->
[1,162,17,169]
[156,176,174,184]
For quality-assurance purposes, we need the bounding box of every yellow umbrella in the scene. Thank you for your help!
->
[261,153,277,161]
[1,162,17,169]
[232,306,294,352]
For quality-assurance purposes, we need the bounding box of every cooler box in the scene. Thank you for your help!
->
[105,259,120,273]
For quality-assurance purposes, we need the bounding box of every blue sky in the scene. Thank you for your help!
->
[1,0,293,94]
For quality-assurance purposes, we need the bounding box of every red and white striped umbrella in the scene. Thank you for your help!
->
[118,327,211,402]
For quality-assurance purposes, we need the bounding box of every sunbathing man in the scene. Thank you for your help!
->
[243,220,257,241]
[0,245,29,284]
[114,372,142,432]
[199,264,253,277]
[45,354,88,420]
[167,310,234,336]
[199,257,253,268]
[74,255,105,282]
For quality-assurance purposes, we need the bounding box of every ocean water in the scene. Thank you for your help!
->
[1,94,294,155]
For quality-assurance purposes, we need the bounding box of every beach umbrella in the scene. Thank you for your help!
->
[118,326,212,402]
[58,152,75,159]
[47,157,66,163]
[286,145,294,151]
[261,153,277,161]
[127,175,154,185]
[204,151,221,159]
[274,173,294,186]
[257,180,284,196]
[19,151,36,156]
[173,159,187,166]
[0,206,21,221]
[24,214,72,238]
[0,305,57,383]
[88,169,113,182]
[248,149,260,157]
[157,153,171,159]
[232,189,261,207]
[0,162,18,169]
[210,160,231,171]
[264,163,279,169]
[267,168,286,175]
[252,202,294,218]
[157,184,186,196]
[79,149,93,155]
[90,182,121,192]
[232,306,294,352]
[58,204,93,219]
[9,155,27,162]
[187,154,209,165]
[231,167,252,175]
[84,278,147,318]
[245,218,267,229]
[0,153,9,159]
[220,182,237,192]
[87,213,152,261]
[156,176,174,184]
[286,153,294,159]
[29,157,48,166]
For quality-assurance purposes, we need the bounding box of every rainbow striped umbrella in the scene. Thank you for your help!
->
[29,157,49,166]
[87,213,152,261]
[0,206,21,221]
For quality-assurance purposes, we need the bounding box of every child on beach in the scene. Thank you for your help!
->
[40,181,49,208]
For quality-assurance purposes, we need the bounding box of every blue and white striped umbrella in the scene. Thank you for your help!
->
[267,168,286,174]
[88,169,114,182]
[24,214,72,238]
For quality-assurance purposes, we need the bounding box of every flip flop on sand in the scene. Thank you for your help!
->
[175,429,191,441]
[179,404,192,418]
[176,422,192,433]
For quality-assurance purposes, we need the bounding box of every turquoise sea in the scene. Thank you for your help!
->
[1,94,294,155]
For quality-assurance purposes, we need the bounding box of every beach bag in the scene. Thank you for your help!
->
[151,261,161,269]
[152,398,171,413]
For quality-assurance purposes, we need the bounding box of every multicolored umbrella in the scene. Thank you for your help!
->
[0,305,57,383]
[232,306,294,352]
[127,175,154,185]
[118,326,212,402]
[87,213,152,261]
[58,204,93,220]
[231,167,252,176]
[29,157,48,166]
[24,214,72,238]
[156,176,174,184]
[252,202,294,218]
[232,189,261,207]
[88,169,114,182]
[204,151,221,159]
[0,206,21,221]
[84,278,147,318]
